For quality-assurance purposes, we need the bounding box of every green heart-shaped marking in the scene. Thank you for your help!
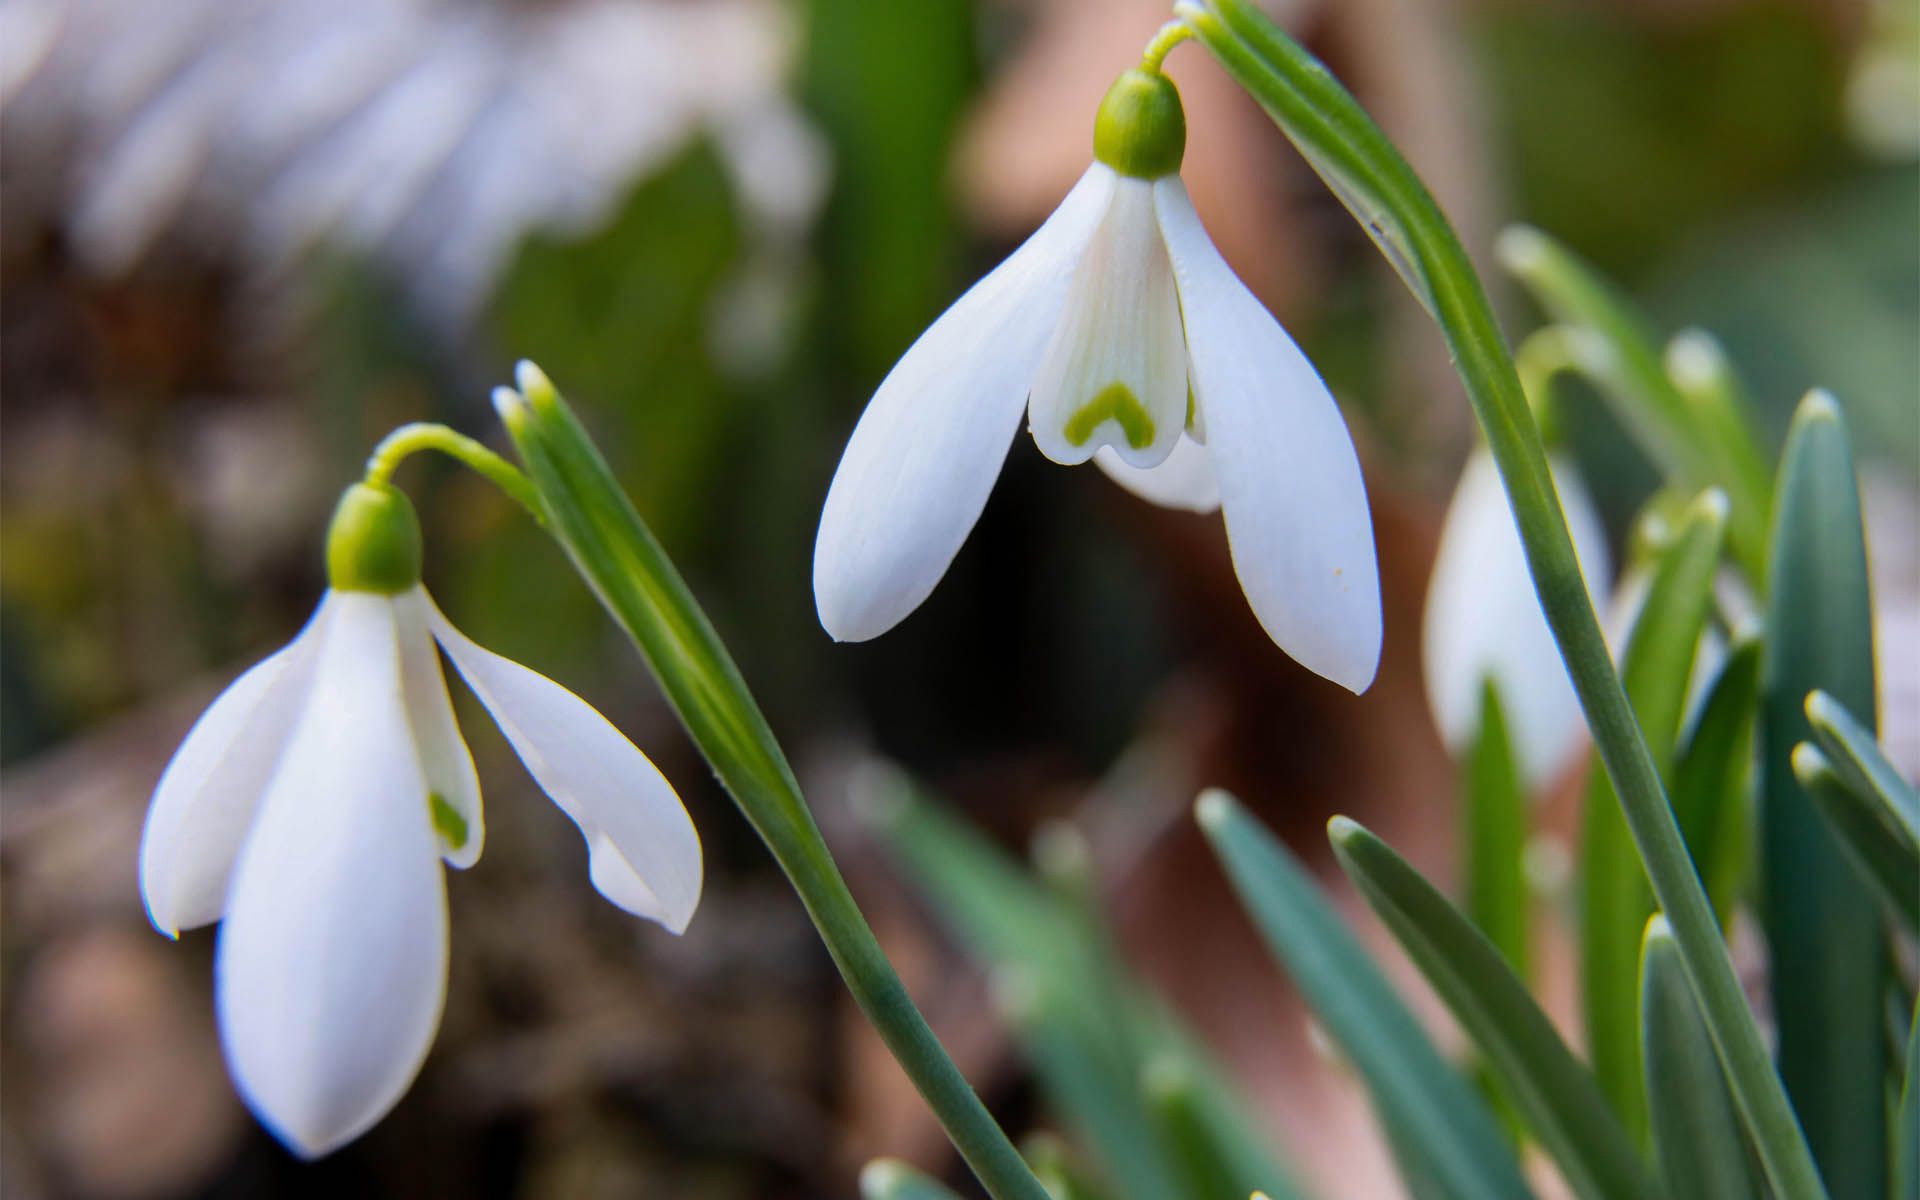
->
[1065,382,1156,449]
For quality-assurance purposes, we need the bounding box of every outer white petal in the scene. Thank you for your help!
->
[1028,176,1188,468]
[1423,449,1612,787]
[423,598,701,934]
[1093,435,1220,513]
[393,587,484,868]
[1154,178,1382,692]
[813,164,1115,642]
[217,593,447,1159]
[138,594,334,937]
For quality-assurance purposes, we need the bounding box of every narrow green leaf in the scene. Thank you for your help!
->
[1897,1001,1919,1200]
[1196,792,1532,1200]
[1760,391,1888,1199]
[1804,690,1920,842]
[1330,817,1662,1200]
[1663,330,1774,575]
[1580,489,1728,1137]
[1638,916,1765,1200]
[1791,745,1919,930]
[1670,638,1762,922]
[1495,231,1769,584]
[1465,681,1530,977]
[1140,1057,1254,1200]
[868,773,1308,1200]
[862,1160,968,1200]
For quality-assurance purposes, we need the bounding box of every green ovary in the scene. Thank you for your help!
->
[429,791,469,850]
[1065,382,1156,450]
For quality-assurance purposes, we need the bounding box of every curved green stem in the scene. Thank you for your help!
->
[365,422,546,522]
[493,368,1047,1200]
[1182,5,1827,1197]
[1141,20,1194,73]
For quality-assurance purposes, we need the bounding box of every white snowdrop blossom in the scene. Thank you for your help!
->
[1423,448,1612,788]
[812,68,1382,693]
[138,482,701,1158]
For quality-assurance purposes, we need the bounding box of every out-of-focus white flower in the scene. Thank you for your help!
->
[813,69,1381,693]
[2,0,825,323]
[1423,448,1612,786]
[139,482,700,1157]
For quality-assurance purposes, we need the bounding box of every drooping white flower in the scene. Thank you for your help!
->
[1422,448,1612,788]
[812,68,1382,693]
[138,482,701,1158]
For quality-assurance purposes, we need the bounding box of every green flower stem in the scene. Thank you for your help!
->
[1181,5,1827,1196]
[364,421,547,522]
[494,368,1048,1200]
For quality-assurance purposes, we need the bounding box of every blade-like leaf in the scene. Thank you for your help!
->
[1670,638,1762,922]
[1495,229,1768,583]
[1465,681,1529,977]
[1791,745,1919,930]
[1760,391,1888,1199]
[1581,488,1728,1136]
[1898,1001,1918,1200]
[862,1160,968,1200]
[1638,917,1765,1200]
[866,771,1308,1200]
[1330,817,1662,1200]
[1197,791,1532,1200]
[1804,690,1920,842]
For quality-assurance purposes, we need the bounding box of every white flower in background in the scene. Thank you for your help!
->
[1423,448,1612,787]
[1,0,824,325]
[813,68,1381,693]
[138,482,701,1158]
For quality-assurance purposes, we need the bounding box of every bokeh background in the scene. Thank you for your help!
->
[2,0,1915,1196]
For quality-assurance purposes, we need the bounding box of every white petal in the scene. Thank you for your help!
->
[217,593,447,1159]
[423,598,702,934]
[813,163,1116,642]
[1423,449,1612,787]
[1028,176,1188,468]
[393,587,483,868]
[1093,435,1221,513]
[1154,178,1382,692]
[139,595,334,937]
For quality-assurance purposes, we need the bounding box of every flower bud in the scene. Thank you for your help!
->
[1093,69,1186,180]
[326,482,422,594]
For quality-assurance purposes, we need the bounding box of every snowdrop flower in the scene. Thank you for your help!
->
[1423,448,1612,787]
[139,481,701,1157]
[813,67,1381,692]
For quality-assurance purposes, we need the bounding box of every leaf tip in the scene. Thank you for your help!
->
[1195,788,1235,833]
[1493,224,1549,276]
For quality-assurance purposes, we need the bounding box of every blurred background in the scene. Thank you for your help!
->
[1,0,1914,1195]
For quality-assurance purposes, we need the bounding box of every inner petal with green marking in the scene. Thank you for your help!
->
[1027,174,1189,470]
[1065,382,1157,449]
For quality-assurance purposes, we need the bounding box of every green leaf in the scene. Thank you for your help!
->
[1804,690,1920,842]
[1465,681,1530,977]
[1670,637,1762,922]
[1791,745,1919,930]
[1898,1001,1919,1200]
[862,1160,968,1200]
[1196,791,1532,1200]
[1638,917,1765,1200]
[1495,228,1769,584]
[867,773,1308,1200]
[1330,817,1662,1200]
[1580,488,1728,1137]
[1760,391,1888,1200]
